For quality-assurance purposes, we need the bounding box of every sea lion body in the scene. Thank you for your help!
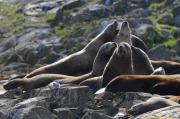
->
[131,34,148,53]
[128,97,179,116]
[106,75,180,95]
[114,21,148,52]
[4,42,117,90]
[102,42,134,86]
[3,74,75,91]
[114,21,132,45]
[26,21,118,78]
[59,42,117,84]
[151,60,180,74]
[131,46,154,74]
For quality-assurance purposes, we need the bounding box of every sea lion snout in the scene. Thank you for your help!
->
[121,21,129,28]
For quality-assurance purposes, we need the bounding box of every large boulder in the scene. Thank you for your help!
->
[148,44,178,60]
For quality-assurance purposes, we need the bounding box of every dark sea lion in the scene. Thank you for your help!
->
[59,42,117,84]
[131,34,148,53]
[131,46,154,74]
[3,74,75,91]
[4,42,117,90]
[151,60,180,74]
[102,42,134,87]
[106,75,180,95]
[80,42,134,91]
[26,21,119,78]
[128,97,179,116]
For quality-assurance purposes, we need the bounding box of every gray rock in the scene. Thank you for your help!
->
[53,107,81,119]
[173,5,180,27]
[0,111,8,119]
[24,0,64,16]
[148,44,178,60]
[0,28,64,66]
[102,0,114,5]
[88,4,111,17]
[63,0,85,10]
[8,105,58,119]
[134,106,180,119]
[21,86,92,108]
[82,111,114,119]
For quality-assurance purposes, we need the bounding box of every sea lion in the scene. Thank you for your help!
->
[80,42,152,91]
[102,42,134,87]
[114,21,132,45]
[105,75,180,95]
[131,34,148,53]
[131,45,154,74]
[25,21,119,78]
[151,60,180,74]
[114,21,148,52]
[4,42,117,90]
[59,42,117,84]
[128,97,179,116]
[3,74,75,91]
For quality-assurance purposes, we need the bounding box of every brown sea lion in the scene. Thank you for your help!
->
[106,75,180,95]
[128,97,179,116]
[3,42,117,90]
[151,60,180,74]
[3,74,75,91]
[25,21,119,78]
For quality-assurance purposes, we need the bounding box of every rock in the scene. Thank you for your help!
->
[82,110,114,119]
[8,105,58,119]
[134,106,180,119]
[173,5,180,27]
[175,39,180,56]
[63,0,85,10]
[88,4,111,17]
[102,0,114,5]
[158,12,174,25]
[135,24,154,42]
[13,97,49,109]
[0,111,8,119]
[0,28,64,66]
[55,7,64,24]
[148,44,178,60]
[21,86,92,108]
[53,107,81,119]
[24,0,64,16]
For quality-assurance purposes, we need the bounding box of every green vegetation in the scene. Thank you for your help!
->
[0,3,25,36]
[165,38,177,49]
[148,0,168,11]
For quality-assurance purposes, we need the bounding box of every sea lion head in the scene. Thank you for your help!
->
[92,42,117,76]
[3,78,26,90]
[115,21,132,45]
[103,20,119,37]
[128,103,145,116]
[116,42,132,59]
[101,42,117,56]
